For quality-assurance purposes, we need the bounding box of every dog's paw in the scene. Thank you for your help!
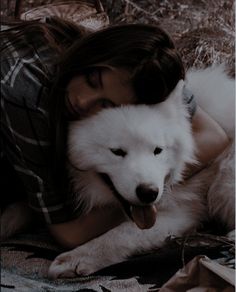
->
[48,249,103,279]
[48,252,78,279]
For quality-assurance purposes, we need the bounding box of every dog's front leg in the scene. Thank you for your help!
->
[48,208,193,280]
[48,220,161,279]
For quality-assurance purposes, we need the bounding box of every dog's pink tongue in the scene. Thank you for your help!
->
[131,205,157,229]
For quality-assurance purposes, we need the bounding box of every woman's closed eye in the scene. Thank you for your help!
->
[85,68,102,89]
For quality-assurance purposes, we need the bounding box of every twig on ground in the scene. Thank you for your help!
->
[123,0,159,23]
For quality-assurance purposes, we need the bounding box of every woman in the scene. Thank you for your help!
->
[1,18,229,248]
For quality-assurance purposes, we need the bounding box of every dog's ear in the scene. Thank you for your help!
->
[156,79,186,115]
[168,79,185,104]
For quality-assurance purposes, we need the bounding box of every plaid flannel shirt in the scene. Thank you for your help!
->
[1,28,76,224]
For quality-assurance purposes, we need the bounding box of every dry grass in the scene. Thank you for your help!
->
[103,0,235,75]
[1,0,235,73]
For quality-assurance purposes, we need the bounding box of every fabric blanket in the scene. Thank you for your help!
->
[1,230,235,291]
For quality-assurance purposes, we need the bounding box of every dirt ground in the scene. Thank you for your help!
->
[1,0,235,74]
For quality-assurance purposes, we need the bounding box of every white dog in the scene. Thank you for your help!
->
[48,66,235,278]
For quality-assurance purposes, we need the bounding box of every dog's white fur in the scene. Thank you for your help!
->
[47,66,235,278]
[186,65,235,138]
[68,80,195,211]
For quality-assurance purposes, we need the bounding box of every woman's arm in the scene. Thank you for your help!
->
[49,206,126,249]
[185,105,230,177]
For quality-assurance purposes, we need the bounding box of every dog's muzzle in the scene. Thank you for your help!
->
[99,173,158,229]
[99,173,132,219]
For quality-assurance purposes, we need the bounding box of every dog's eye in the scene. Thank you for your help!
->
[110,148,127,157]
[154,147,163,155]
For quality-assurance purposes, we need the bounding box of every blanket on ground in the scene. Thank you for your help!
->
[1,230,235,291]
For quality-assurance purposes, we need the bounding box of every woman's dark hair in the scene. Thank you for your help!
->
[54,23,185,103]
[0,17,86,54]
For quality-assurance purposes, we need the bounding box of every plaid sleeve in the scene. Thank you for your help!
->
[1,31,76,224]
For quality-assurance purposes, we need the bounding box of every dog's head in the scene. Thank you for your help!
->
[68,80,196,229]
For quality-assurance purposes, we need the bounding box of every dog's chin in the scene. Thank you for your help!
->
[98,173,158,230]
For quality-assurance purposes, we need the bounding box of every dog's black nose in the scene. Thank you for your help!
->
[136,184,159,204]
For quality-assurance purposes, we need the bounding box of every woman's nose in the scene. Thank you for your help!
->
[75,91,101,111]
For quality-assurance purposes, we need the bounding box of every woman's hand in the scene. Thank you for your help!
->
[186,105,230,177]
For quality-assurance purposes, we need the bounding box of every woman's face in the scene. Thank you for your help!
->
[66,67,136,120]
